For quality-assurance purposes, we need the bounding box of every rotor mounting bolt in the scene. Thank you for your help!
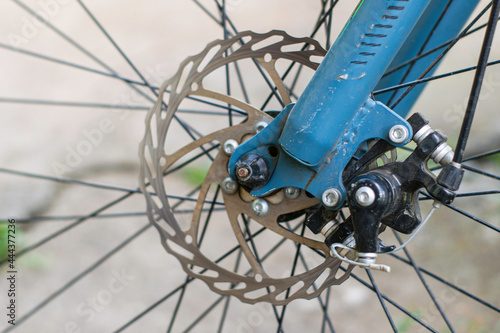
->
[284,187,301,200]
[223,139,239,156]
[251,198,270,216]
[388,125,409,144]
[255,121,268,133]
[221,177,238,195]
[322,188,342,207]
[355,186,376,207]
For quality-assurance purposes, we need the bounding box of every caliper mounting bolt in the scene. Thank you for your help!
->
[322,188,342,207]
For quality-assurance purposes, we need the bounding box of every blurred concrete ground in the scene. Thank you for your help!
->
[0,0,499,332]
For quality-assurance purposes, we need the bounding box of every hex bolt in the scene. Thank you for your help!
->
[355,186,376,207]
[221,177,238,195]
[254,121,268,133]
[251,199,269,216]
[388,125,409,144]
[236,165,252,180]
[223,139,239,156]
[284,187,301,200]
[322,188,342,207]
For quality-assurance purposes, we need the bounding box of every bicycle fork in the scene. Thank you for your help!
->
[228,0,479,268]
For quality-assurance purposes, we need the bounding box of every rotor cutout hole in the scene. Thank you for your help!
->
[185,234,193,244]
[191,82,199,92]
[176,61,194,94]
[161,221,176,237]
[149,114,158,148]
[166,239,194,260]
[214,281,246,291]
[251,35,284,51]
[307,268,331,294]
[144,146,156,178]
[198,45,221,73]
[244,287,268,300]
[264,53,273,63]
[275,280,305,300]
[254,273,263,282]
[309,55,324,65]
[281,42,315,53]
[201,269,219,278]
[335,263,350,279]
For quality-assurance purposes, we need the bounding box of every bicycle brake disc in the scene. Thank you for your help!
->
[139,31,360,305]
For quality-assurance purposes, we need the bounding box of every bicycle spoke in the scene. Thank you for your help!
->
[454,0,500,163]
[285,221,336,332]
[393,232,455,332]
[166,275,190,333]
[445,203,500,233]
[197,187,221,246]
[260,0,337,109]
[374,59,500,95]
[366,270,398,333]
[464,148,500,162]
[76,0,214,157]
[389,1,493,109]
[0,167,223,206]
[385,0,454,106]
[11,0,113,72]
[9,0,168,112]
[2,212,149,223]
[241,215,284,331]
[0,191,132,266]
[184,296,226,332]
[383,17,500,77]
[419,192,500,233]
[462,164,500,182]
[276,223,306,332]
[308,247,439,332]
[196,0,287,107]
[0,42,147,86]
[0,97,247,117]
[114,222,295,332]
[5,223,151,331]
[217,246,244,333]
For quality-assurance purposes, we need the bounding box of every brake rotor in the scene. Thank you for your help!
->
[139,31,355,305]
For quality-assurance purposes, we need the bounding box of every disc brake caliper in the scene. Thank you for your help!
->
[321,113,464,270]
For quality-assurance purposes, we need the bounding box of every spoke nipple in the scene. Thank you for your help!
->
[221,177,238,194]
[284,187,301,200]
[355,186,376,207]
[223,139,239,156]
[322,188,342,207]
[389,124,409,144]
[251,199,269,216]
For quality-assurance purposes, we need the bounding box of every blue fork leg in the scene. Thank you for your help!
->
[279,0,433,167]
[375,0,481,117]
